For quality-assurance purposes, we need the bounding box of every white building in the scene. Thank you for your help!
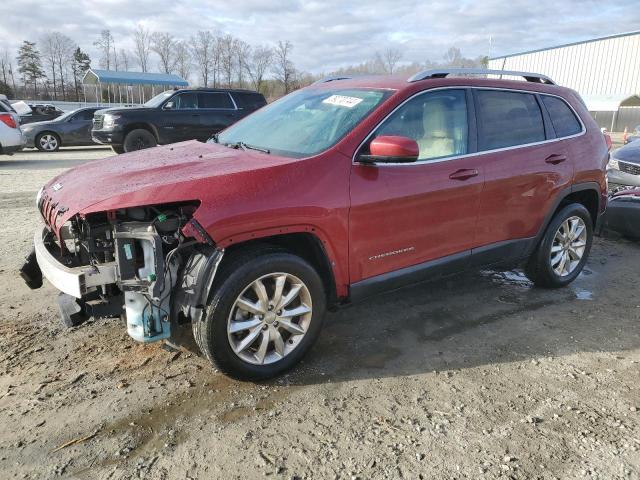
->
[488,31,640,132]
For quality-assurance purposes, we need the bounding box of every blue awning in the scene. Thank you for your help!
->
[82,69,188,87]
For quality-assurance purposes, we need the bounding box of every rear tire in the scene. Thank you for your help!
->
[123,129,157,152]
[111,145,125,154]
[525,203,593,288]
[193,247,326,380]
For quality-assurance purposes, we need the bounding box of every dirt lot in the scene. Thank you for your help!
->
[1,147,639,480]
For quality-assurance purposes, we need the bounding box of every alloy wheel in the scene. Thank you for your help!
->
[227,272,312,365]
[39,134,58,151]
[550,216,587,277]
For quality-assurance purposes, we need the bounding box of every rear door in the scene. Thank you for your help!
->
[349,88,484,282]
[197,92,239,140]
[473,89,576,255]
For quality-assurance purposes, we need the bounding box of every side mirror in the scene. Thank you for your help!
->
[164,101,175,110]
[358,135,419,164]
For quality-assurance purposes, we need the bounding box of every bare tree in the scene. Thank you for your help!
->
[118,49,130,71]
[133,25,152,72]
[94,29,115,70]
[234,39,251,88]
[0,48,14,92]
[41,33,59,99]
[54,33,75,99]
[244,45,272,93]
[174,40,191,81]
[151,32,177,74]
[273,40,295,94]
[190,31,215,86]
[375,47,403,74]
[219,34,236,87]
[443,47,462,66]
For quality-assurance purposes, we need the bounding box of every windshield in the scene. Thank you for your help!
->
[144,91,174,108]
[217,88,393,158]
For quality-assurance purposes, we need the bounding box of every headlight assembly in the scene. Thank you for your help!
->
[608,157,619,170]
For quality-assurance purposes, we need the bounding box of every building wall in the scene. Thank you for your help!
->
[488,32,640,96]
[488,32,640,131]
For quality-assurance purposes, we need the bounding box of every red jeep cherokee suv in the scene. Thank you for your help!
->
[21,69,608,379]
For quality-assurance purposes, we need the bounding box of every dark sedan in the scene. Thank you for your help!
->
[21,107,101,152]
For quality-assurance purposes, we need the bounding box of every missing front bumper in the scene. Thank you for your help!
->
[32,227,117,298]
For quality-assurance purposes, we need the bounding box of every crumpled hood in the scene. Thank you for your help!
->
[40,140,299,235]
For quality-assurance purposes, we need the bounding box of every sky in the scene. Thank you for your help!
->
[1,0,640,75]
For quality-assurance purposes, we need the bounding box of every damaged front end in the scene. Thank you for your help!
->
[21,201,223,344]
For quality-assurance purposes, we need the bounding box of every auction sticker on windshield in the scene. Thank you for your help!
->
[322,95,364,108]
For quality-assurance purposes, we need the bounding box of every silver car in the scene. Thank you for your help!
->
[607,141,640,189]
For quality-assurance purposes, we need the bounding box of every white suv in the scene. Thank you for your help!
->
[0,96,23,155]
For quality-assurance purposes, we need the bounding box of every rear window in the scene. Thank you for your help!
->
[476,90,545,150]
[541,95,582,138]
[198,92,234,109]
[232,92,267,110]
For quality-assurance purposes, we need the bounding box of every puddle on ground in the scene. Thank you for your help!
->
[573,287,594,300]
[481,269,533,288]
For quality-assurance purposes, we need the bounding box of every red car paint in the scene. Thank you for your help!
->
[39,76,608,301]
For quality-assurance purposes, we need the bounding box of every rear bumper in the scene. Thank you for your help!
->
[33,227,117,298]
[91,129,124,145]
[0,128,24,154]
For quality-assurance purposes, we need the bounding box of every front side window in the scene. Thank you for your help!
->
[476,90,545,150]
[365,89,468,161]
[217,88,392,158]
[198,92,234,109]
[541,95,582,138]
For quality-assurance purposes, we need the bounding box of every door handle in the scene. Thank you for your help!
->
[449,168,479,181]
[545,154,567,165]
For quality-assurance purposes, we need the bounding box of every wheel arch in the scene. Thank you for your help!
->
[36,130,62,147]
[531,183,602,255]
[123,122,159,141]
[221,230,342,308]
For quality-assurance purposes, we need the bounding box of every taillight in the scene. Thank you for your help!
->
[0,113,17,129]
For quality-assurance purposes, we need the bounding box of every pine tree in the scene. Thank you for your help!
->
[16,41,46,98]
[71,47,91,101]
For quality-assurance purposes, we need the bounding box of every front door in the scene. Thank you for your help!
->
[158,92,201,143]
[349,88,484,283]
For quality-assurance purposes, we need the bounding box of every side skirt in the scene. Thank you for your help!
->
[348,237,535,303]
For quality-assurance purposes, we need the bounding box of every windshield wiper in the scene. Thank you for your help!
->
[225,141,270,154]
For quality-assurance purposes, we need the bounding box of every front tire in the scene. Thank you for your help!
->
[123,129,157,152]
[35,132,60,152]
[193,248,326,380]
[525,203,593,288]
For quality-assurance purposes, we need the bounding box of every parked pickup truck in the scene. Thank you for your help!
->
[91,88,267,153]
[21,69,607,380]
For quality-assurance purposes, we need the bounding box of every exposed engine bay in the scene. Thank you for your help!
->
[21,202,224,343]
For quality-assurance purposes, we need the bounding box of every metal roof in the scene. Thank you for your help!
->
[582,94,640,112]
[82,69,188,86]
[490,30,640,61]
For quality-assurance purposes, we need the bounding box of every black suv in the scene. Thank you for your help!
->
[92,88,267,153]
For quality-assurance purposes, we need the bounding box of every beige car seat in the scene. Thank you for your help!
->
[417,98,455,160]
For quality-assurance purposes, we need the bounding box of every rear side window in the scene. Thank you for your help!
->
[541,96,582,137]
[198,92,234,109]
[232,92,267,110]
[476,90,545,150]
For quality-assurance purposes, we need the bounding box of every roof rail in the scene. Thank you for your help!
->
[313,76,352,84]
[407,68,555,85]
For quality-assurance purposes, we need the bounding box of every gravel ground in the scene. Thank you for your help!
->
[0,147,639,480]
